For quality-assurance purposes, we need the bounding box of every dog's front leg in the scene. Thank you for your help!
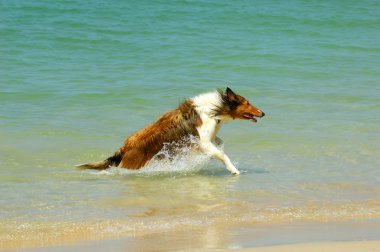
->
[200,141,240,175]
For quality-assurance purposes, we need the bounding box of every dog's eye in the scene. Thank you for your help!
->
[247,102,250,105]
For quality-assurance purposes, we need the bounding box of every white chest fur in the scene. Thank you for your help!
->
[191,91,240,175]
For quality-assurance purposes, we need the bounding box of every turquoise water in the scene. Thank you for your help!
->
[1,0,380,248]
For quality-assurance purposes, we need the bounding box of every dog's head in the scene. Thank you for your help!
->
[220,87,265,123]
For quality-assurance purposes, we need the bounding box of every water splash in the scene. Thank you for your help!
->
[84,135,212,176]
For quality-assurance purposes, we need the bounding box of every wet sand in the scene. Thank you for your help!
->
[238,241,380,252]
[16,241,380,252]
[7,221,380,252]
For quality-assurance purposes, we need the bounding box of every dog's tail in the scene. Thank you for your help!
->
[76,151,122,170]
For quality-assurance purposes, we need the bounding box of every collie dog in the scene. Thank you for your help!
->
[77,87,265,175]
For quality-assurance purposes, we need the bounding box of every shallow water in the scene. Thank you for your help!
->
[1,0,380,249]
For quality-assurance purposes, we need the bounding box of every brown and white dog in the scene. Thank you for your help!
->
[76,87,265,175]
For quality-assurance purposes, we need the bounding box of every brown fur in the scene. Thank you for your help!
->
[76,88,264,171]
[77,100,202,170]
[119,100,202,169]
[212,88,264,120]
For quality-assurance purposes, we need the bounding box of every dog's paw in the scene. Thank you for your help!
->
[231,170,240,175]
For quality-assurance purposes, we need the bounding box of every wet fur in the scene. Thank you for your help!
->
[77,100,202,170]
[118,100,202,169]
[76,88,264,174]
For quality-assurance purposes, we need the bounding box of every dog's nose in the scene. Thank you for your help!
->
[261,112,265,117]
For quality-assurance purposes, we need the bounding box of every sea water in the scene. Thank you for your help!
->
[1,0,379,248]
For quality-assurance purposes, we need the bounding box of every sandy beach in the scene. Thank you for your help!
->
[3,221,378,251]
[14,241,380,252]
[246,241,380,252]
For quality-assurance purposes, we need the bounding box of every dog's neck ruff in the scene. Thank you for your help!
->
[191,91,231,123]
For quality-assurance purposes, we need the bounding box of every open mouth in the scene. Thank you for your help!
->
[243,113,258,123]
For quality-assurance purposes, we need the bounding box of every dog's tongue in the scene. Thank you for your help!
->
[243,113,257,123]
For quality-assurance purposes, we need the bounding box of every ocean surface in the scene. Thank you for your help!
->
[1,0,380,249]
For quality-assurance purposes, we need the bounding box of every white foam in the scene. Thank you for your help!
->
[84,135,212,176]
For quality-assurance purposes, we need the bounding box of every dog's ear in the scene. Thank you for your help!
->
[226,87,237,101]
